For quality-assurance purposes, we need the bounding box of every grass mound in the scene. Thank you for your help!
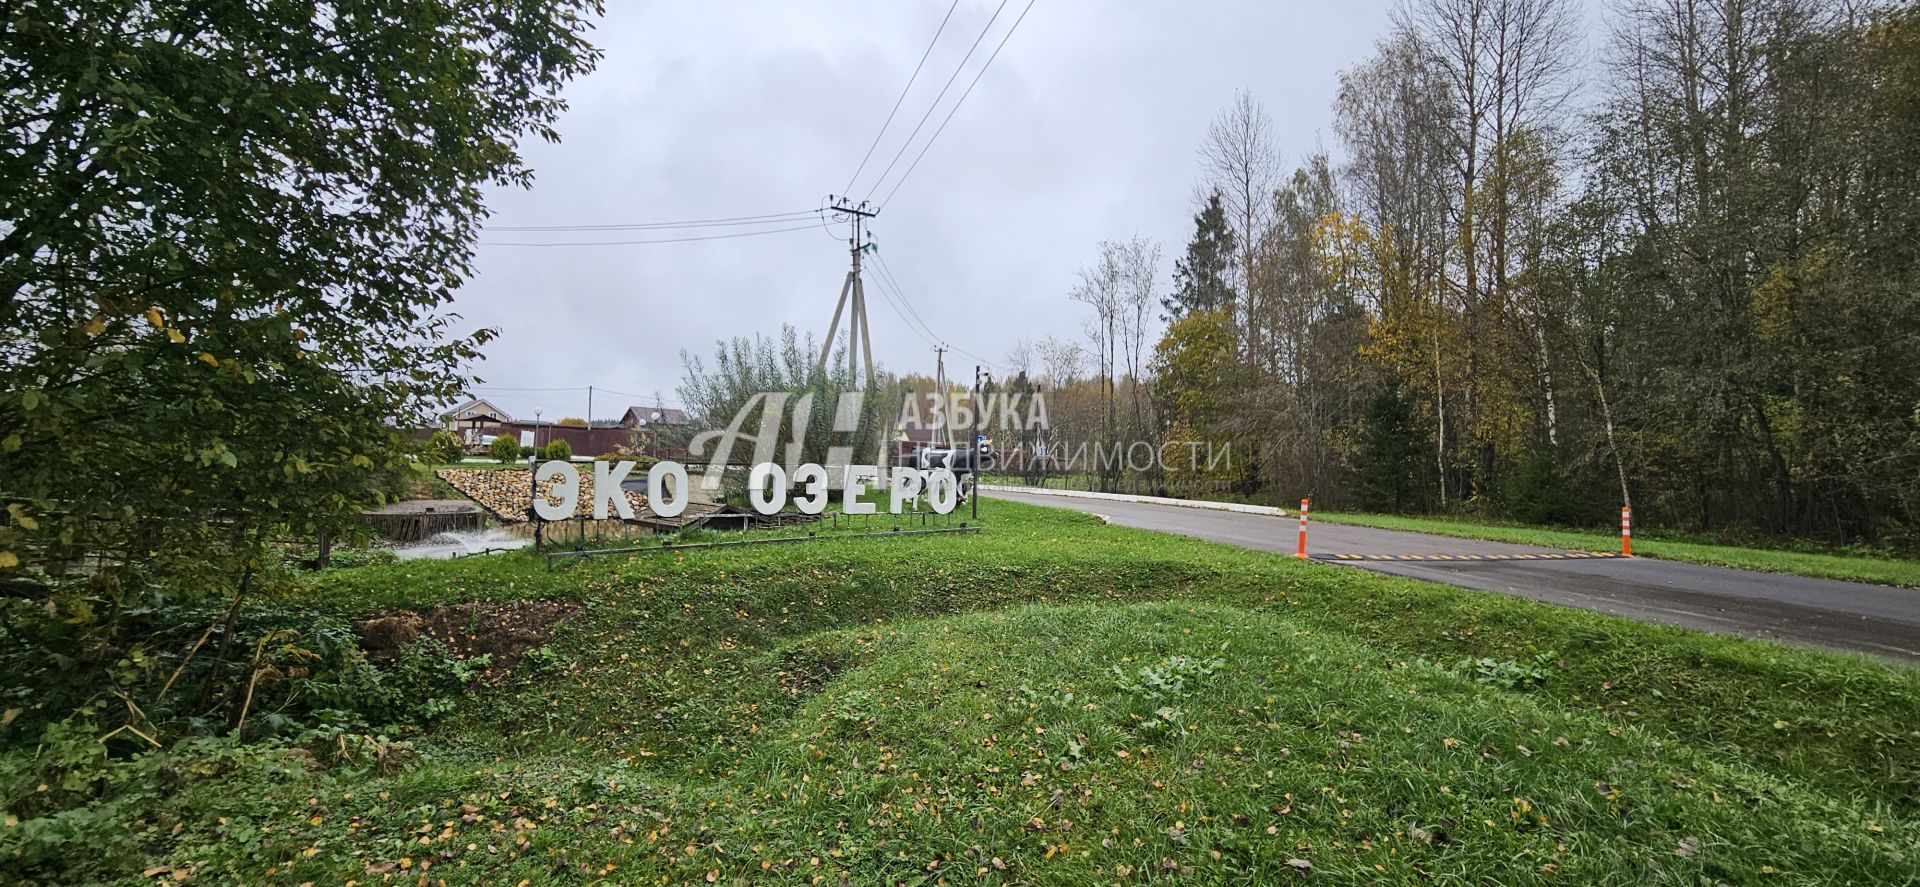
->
[306,500,1920,814]
[17,499,1919,884]
[160,602,1912,884]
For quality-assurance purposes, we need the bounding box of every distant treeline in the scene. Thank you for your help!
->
[1026,0,1920,549]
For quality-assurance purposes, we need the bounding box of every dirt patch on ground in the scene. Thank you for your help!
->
[355,599,582,673]
[773,634,886,698]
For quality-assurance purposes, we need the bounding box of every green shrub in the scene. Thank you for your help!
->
[0,722,267,883]
[0,716,414,884]
[376,638,490,725]
[541,438,573,462]
[424,429,464,464]
[489,434,523,463]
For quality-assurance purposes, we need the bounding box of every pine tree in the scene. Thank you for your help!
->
[1353,384,1425,512]
[1163,191,1237,320]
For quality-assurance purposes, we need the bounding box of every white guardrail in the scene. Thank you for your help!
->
[979,484,1285,517]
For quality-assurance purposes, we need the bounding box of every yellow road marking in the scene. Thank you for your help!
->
[1322,551,1624,562]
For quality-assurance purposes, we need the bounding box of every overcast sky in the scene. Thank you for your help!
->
[457,0,1598,423]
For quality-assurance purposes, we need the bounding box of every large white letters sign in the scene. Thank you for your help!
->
[532,460,957,518]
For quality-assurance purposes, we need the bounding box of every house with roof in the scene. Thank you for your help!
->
[619,404,688,430]
[616,404,692,458]
[442,398,514,446]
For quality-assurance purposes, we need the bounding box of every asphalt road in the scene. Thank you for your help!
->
[988,489,1920,662]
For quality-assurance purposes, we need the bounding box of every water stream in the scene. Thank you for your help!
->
[392,528,533,560]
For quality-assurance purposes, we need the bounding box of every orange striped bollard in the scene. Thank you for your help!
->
[1620,505,1633,557]
[1295,498,1310,558]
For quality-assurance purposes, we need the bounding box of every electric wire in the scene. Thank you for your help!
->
[596,388,688,407]
[870,254,940,340]
[860,0,1012,204]
[863,267,942,348]
[488,210,819,232]
[843,0,963,195]
[816,197,854,241]
[871,285,941,350]
[877,0,1037,209]
[469,386,688,410]
[867,254,999,373]
[480,223,820,247]
[943,339,1000,374]
[469,386,594,393]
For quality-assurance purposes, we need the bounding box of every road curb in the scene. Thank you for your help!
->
[981,484,1285,517]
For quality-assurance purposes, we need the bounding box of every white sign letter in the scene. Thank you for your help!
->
[648,460,689,518]
[792,463,829,515]
[749,462,788,514]
[926,468,959,515]
[592,460,637,520]
[533,460,580,521]
[889,468,924,514]
[843,464,879,515]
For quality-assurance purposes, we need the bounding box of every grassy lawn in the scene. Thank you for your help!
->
[115,499,1918,883]
[1316,510,1920,588]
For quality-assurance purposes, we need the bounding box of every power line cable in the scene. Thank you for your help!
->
[860,0,1012,204]
[869,254,999,372]
[878,0,1037,209]
[488,210,818,232]
[843,0,963,195]
[471,386,688,409]
[938,333,1000,372]
[951,346,1000,374]
[470,386,591,393]
[815,198,853,241]
[480,223,820,247]
[871,254,941,340]
[874,280,940,347]
[602,389,695,407]
[864,267,943,347]
[866,262,941,348]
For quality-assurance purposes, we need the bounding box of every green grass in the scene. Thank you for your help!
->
[1316,510,1920,588]
[102,500,1920,883]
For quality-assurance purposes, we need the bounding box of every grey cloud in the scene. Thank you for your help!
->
[457,1,1419,421]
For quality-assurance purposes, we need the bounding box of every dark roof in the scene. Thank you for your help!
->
[622,404,688,427]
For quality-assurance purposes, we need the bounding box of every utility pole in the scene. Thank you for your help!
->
[934,345,951,449]
[586,385,593,428]
[971,365,984,520]
[818,196,878,389]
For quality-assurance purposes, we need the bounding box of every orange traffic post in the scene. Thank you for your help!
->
[1295,498,1311,558]
[1620,505,1633,557]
